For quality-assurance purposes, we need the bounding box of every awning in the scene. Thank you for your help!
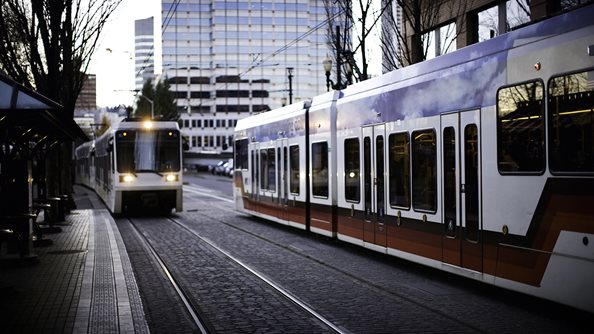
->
[0,72,88,146]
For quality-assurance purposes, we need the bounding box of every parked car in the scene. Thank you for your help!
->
[215,158,233,176]
[209,160,226,174]
[223,159,234,177]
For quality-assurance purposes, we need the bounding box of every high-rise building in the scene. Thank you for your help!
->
[135,17,155,91]
[161,0,336,153]
[75,73,97,110]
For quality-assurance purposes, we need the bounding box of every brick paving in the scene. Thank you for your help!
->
[176,191,592,334]
[0,185,148,333]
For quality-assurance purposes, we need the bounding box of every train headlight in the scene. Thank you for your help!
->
[120,174,135,183]
[165,174,178,182]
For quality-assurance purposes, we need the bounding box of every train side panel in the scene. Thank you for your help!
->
[234,102,309,229]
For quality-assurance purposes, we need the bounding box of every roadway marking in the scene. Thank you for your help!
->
[184,185,234,203]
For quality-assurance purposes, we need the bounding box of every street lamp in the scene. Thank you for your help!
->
[323,57,334,92]
[137,94,154,119]
[106,48,132,60]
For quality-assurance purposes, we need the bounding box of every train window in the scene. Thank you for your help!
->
[114,130,182,173]
[443,127,456,237]
[267,148,276,192]
[344,138,360,203]
[312,142,329,198]
[464,124,479,242]
[388,132,410,208]
[548,70,594,174]
[234,139,248,169]
[497,80,545,174]
[260,150,268,190]
[289,145,300,195]
[411,129,437,212]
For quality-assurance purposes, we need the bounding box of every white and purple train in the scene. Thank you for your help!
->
[234,5,594,312]
[75,119,184,214]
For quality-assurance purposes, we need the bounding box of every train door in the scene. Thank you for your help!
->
[441,109,482,272]
[276,138,289,221]
[362,124,388,247]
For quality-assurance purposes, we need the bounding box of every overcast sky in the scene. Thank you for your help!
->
[88,0,160,108]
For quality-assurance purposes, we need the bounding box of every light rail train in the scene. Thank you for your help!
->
[233,5,594,312]
[75,118,183,214]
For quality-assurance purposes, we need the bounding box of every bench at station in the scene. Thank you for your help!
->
[0,213,39,265]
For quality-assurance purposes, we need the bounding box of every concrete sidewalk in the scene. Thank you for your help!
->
[0,185,148,333]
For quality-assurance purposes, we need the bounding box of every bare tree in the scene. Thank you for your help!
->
[324,0,390,83]
[0,0,121,117]
[0,0,122,196]
[381,0,472,72]
[324,0,471,82]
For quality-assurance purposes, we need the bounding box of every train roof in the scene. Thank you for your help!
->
[235,100,310,132]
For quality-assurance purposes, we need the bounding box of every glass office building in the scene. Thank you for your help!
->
[135,17,155,91]
[161,0,335,153]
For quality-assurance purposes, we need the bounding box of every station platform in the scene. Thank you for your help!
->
[0,185,149,333]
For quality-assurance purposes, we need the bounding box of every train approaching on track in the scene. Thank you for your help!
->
[75,118,183,214]
[233,5,594,312]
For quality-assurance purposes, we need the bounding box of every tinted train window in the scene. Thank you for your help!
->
[115,130,181,173]
[443,127,456,237]
[548,70,594,174]
[267,148,276,192]
[312,142,329,198]
[289,145,300,194]
[234,139,248,169]
[344,138,360,202]
[497,81,545,173]
[388,132,410,208]
[260,150,267,190]
[411,129,437,212]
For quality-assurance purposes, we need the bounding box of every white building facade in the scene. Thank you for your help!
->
[161,0,336,153]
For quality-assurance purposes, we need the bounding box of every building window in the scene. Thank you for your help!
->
[424,21,456,60]
[344,138,360,203]
[548,70,594,174]
[290,145,300,195]
[312,142,329,198]
[411,129,436,212]
[478,1,530,43]
[388,132,410,208]
[497,80,545,173]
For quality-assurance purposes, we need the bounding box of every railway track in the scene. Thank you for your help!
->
[125,215,344,333]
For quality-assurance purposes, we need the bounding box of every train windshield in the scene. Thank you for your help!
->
[115,129,181,173]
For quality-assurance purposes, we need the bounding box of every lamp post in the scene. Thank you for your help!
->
[323,57,334,92]
[287,67,294,104]
[322,26,354,91]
